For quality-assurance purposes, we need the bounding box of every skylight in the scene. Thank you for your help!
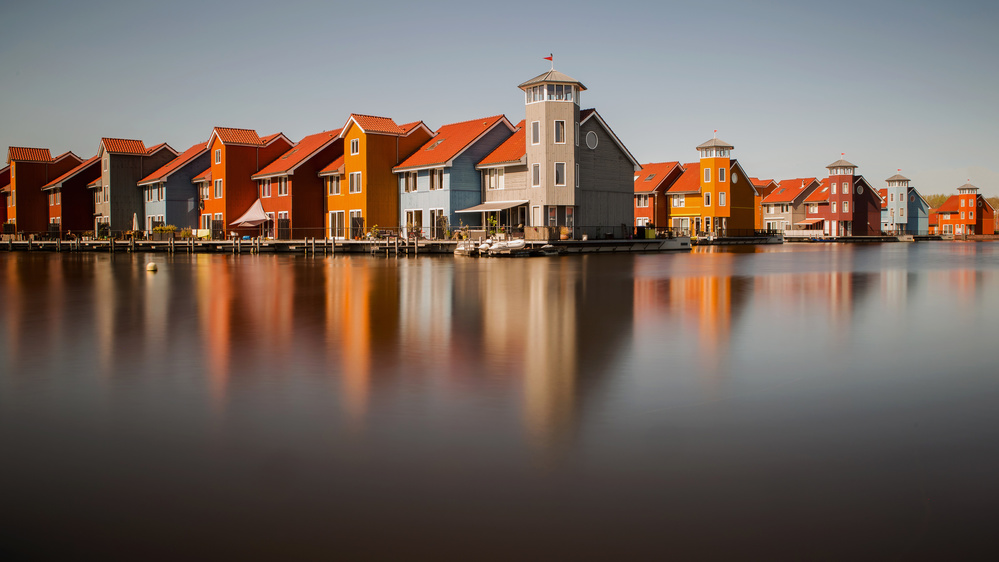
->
[426,140,445,151]
[645,174,656,181]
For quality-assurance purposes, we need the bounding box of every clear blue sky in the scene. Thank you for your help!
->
[2,0,997,196]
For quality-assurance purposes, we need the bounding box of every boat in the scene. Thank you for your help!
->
[454,240,479,256]
[487,238,527,256]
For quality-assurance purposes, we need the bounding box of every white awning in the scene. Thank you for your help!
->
[455,200,529,213]
[230,199,269,227]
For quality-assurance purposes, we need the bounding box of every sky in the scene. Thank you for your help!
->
[2,0,997,196]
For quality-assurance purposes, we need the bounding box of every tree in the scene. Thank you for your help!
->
[923,194,950,209]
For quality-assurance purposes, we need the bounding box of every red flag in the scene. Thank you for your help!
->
[544,54,553,61]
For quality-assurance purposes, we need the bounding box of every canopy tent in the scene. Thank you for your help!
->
[230,199,269,227]
[455,200,529,213]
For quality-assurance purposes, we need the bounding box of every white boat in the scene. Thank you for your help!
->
[488,238,526,256]
[454,240,479,256]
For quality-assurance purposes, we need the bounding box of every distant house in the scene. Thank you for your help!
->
[935,183,995,235]
[657,138,757,236]
[327,114,433,238]
[4,147,83,235]
[137,142,210,231]
[803,178,832,232]
[203,127,293,237]
[761,177,820,235]
[93,139,178,233]
[40,154,101,236]
[927,208,939,234]
[1,164,11,225]
[317,156,345,238]
[633,161,683,229]
[393,114,515,238]
[823,158,882,236]
[880,172,910,234]
[750,177,778,230]
[469,69,641,240]
[251,129,343,239]
[906,186,930,235]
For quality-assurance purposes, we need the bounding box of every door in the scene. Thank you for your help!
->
[329,211,345,239]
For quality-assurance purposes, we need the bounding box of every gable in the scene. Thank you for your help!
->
[579,109,640,171]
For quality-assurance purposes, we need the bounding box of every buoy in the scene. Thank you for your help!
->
[146,262,158,272]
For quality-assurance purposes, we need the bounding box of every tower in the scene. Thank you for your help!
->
[958,182,979,234]
[827,156,857,236]
[885,171,910,233]
[519,68,585,227]
[696,134,733,234]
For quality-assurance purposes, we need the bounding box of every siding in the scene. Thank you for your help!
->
[577,118,634,230]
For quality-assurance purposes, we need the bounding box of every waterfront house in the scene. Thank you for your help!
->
[318,156,345,238]
[471,120,528,231]
[40,154,101,236]
[4,147,83,236]
[879,172,910,234]
[251,129,343,239]
[761,177,820,236]
[203,127,293,237]
[93,139,178,234]
[824,158,883,236]
[1,164,10,225]
[137,142,210,232]
[802,178,831,232]
[751,177,778,230]
[664,162,703,233]
[935,183,995,235]
[633,161,683,229]
[469,69,640,240]
[927,208,939,234]
[393,114,516,238]
[327,114,433,238]
[906,186,930,235]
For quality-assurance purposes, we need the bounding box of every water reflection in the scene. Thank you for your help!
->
[3,244,999,559]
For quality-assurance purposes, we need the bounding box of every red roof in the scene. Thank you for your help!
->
[634,161,681,193]
[8,147,52,162]
[579,108,595,121]
[345,114,405,136]
[763,177,818,204]
[138,143,208,185]
[936,195,960,213]
[750,177,775,188]
[319,155,345,176]
[213,127,264,146]
[253,129,342,178]
[399,121,428,135]
[41,154,100,190]
[804,178,831,203]
[478,120,526,167]
[666,162,701,193]
[102,138,147,155]
[259,132,287,145]
[193,168,211,182]
[395,115,510,171]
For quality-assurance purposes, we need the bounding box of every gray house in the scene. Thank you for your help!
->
[93,138,177,234]
[761,177,819,236]
[469,68,640,240]
[137,142,210,231]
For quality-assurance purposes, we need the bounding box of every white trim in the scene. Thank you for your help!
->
[579,109,642,171]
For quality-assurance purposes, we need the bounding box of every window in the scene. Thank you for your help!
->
[531,121,540,145]
[961,199,965,207]
[575,163,579,187]
[350,138,359,155]
[566,207,574,228]
[278,177,288,196]
[890,193,894,202]
[214,213,222,223]
[487,168,504,190]
[214,179,223,199]
[673,194,684,208]
[104,156,108,171]
[809,203,817,214]
[832,202,837,213]
[575,122,579,146]
[832,183,837,195]
[349,172,362,193]
[554,163,566,186]
[961,211,965,220]
[704,192,711,206]
[843,201,849,213]
[214,149,221,164]
[404,172,417,193]
[532,164,540,187]
[636,194,649,208]
[261,179,272,197]
[554,121,565,144]
[328,176,340,195]
[548,207,556,226]
[430,169,443,191]
[719,192,726,206]
[55,190,61,205]
[718,168,726,183]
[157,183,164,201]
[704,168,711,183]
[145,187,152,202]
[969,211,973,219]
[901,207,905,216]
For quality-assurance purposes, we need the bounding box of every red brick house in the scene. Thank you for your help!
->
[935,183,995,235]
[824,157,882,236]
[250,129,343,239]
[202,127,293,237]
[4,147,83,235]
[40,154,101,236]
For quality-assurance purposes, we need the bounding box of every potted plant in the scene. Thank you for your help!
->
[559,226,571,240]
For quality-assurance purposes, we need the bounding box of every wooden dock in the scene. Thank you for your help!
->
[0,237,458,256]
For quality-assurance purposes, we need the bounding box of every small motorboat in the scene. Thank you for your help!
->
[454,240,479,256]
[488,238,527,256]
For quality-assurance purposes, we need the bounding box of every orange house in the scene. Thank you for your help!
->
[41,154,101,236]
[1,164,10,224]
[202,127,292,236]
[633,161,683,229]
[935,183,995,236]
[751,177,778,230]
[251,129,343,239]
[4,147,83,235]
[326,114,432,238]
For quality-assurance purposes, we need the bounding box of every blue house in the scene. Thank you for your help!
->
[393,115,515,238]
[137,142,210,231]
[907,186,929,235]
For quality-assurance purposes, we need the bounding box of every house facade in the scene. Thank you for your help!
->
[202,127,293,237]
[802,179,832,232]
[761,177,820,234]
[880,172,909,234]
[906,187,930,235]
[137,142,210,231]
[935,183,995,235]
[251,129,343,239]
[326,114,432,238]
[751,177,778,230]
[633,161,683,229]
[394,114,515,238]
[824,158,882,236]
[93,139,177,233]
[40,154,101,236]
[5,147,83,235]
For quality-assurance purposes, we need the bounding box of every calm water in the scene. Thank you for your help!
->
[3,243,999,560]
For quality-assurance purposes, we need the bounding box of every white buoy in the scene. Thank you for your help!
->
[146,262,158,272]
